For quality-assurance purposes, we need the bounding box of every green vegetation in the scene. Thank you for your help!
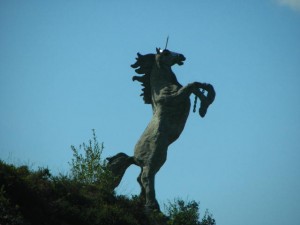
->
[165,199,215,225]
[69,129,105,184]
[0,131,216,225]
[69,129,115,190]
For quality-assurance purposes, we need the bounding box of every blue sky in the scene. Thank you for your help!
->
[1,1,300,225]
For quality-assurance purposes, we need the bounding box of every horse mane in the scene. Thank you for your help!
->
[131,53,155,104]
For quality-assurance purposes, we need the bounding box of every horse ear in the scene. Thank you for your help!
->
[156,48,161,54]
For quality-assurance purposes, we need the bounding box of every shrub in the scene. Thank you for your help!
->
[0,185,26,225]
[165,199,216,225]
[200,209,216,225]
[69,129,114,189]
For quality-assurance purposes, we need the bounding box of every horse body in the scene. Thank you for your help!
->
[107,48,215,211]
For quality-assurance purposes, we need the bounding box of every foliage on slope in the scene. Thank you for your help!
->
[0,160,149,225]
[0,131,215,225]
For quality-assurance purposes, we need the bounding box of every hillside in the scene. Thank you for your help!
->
[0,160,215,225]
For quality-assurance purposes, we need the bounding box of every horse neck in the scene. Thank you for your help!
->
[150,64,180,89]
[150,64,182,113]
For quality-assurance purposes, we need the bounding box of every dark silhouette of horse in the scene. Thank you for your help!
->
[107,48,215,211]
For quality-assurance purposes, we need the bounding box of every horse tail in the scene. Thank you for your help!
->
[106,153,135,189]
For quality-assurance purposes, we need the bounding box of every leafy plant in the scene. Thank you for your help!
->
[0,185,26,225]
[69,129,106,184]
[165,199,216,225]
[200,209,216,225]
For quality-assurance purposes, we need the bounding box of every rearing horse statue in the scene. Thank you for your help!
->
[107,47,215,211]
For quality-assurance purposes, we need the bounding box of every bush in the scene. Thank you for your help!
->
[201,209,216,225]
[165,199,216,225]
[69,130,115,191]
[0,185,26,225]
[0,160,145,225]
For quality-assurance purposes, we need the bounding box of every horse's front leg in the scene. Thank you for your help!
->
[192,82,216,117]
[177,82,216,117]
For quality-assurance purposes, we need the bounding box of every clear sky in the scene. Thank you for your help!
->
[1,1,300,224]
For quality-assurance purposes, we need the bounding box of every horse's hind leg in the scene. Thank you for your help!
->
[137,168,146,199]
[141,166,160,211]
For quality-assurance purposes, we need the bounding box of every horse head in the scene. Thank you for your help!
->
[155,48,186,68]
[131,48,186,104]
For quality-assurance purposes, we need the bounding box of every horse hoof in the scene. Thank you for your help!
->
[144,202,161,214]
[199,106,207,117]
[206,84,216,104]
[199,99,209,117]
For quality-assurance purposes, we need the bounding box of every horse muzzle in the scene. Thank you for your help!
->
[177,54,186,66]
